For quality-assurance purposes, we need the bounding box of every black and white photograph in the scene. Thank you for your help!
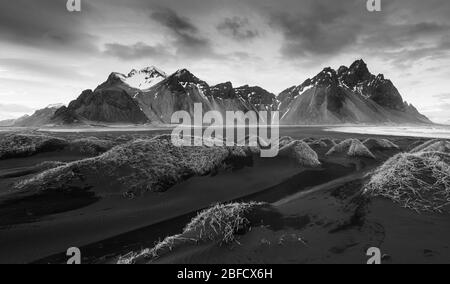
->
[0,0,450,268]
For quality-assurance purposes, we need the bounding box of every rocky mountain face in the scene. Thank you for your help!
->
[133,69,278,123]
[53,89,148,124]
[279,60,431,125]
[0,105,63,127]
[52,67,277,125]
[45,61,431,125]
[133,69,213,123]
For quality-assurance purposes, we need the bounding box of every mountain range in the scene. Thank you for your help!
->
[52,67,278,125]
[0,60,432,126]
[0,104,63,127]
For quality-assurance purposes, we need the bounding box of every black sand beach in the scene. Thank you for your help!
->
[0,126,446,264]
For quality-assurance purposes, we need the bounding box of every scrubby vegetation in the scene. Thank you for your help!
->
[364,152,450,213]
[0,133,116,160]
[319,138,336,147]
[327,139,375,159]
[118,202,265,264]
[15,135,255,195]
[307,140,328,148]
[306,138,336,149]
[278,136,295,148]
[68,137,115,155]
[410,139,450,154]
[279,140,321,167]
[0,134,69,160]
[363,138,399,151]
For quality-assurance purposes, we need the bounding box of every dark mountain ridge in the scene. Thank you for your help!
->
[10,60,431,126]
[278,59,431,125]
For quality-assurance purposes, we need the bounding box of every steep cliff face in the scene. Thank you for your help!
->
[279,60,431,125]
[53,89,148,124]
[210,82,278,114]
[133,69,213,123]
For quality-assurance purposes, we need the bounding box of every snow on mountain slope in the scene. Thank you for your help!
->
[112,67,167,90]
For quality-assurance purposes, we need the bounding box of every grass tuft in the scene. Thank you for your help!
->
[410,139,450,154]
[327,139,375,159]
[0,133,68,160]
[279,139,321,167]
[363,138,400,151]
[364,151,450,213]
[15,135,255,195]
[68,137,115,155]
[117,202,265,264]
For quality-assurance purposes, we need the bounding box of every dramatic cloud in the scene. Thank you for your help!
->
[0,0,98,53]
[217,17,259,41]
[150,8,218,58]
[268,0,365,58]
[0,0,449,120]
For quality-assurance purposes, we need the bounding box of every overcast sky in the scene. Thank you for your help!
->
[0,0,449,123]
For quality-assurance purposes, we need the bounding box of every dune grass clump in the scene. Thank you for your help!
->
[364,152,450,213]
[15,135,255,195]
[327,139,375,159]
[307,140,328,148]
[278,136,295,148]
[410,139,450,154]
[279,140,321,167]
[363,138,400,151]
[68,137,115,155]
[306,138,336,149]
[0,134,68,160]
[319,138,336,147]
[118,202,265,264]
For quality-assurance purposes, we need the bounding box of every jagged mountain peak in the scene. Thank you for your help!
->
[340,59,373,88]
[278,59,432,125]
[171,69,202,84]
[210,82,235,99]
[349,59,369,72]
[306,67,339,88]
[129,66,166,77]
[105,66,167,90]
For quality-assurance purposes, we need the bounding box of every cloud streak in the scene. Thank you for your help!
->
[217,17,259,41]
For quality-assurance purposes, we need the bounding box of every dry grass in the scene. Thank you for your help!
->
[278,136,295,148]
[364,152,450,213]
[363,138,400,151]
[411,139,450,154]
[15,135,255,195]
[279,140,321,167]
[118,202,265,264]
[319,138,337,147]
[68,137,115,155]
[0,134,68,160]
[327,139,375,159]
